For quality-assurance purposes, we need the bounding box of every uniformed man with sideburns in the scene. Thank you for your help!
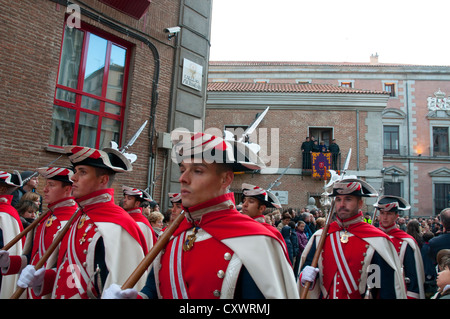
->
[103,130,299,299]
[299,178,407,299]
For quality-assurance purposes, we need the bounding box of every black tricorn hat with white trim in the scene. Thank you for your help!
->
[170,130,265,172]
[373,195,410,212]
[122,185,147,202]
[37,167,73,184]
[329,178,378,198]
[169,192,182,204]
[64,145,132,173]
[0,171,22,188]
[242,183,282,209]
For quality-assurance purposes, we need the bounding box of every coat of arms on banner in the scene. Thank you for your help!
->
[312,152,331,180]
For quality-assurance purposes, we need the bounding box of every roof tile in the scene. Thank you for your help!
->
[207,82,389,95]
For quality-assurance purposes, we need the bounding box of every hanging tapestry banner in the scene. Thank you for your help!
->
[312,152,331,180]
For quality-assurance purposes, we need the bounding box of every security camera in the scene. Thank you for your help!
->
[164,26,181,34]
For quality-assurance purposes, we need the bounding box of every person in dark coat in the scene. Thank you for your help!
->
[328,139,340,170]
[428,208,450,269]
[301,137,312,169]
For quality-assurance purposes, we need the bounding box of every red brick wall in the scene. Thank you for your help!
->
[0,0,180,206]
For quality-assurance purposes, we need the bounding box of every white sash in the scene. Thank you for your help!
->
[330,232,358,296]
[168,232,189,299]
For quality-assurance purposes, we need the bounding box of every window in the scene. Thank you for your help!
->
[433,127,449,156]
[384,181,402,197]
[340,81,353,88]
[383,125,399,155]
[49,23,131,149]
[435,183,450,215]
[309,128,332,147]
[384,83,396,97]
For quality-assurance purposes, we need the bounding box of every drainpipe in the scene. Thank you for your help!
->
[405,80,412,217]
[356,110,360,171]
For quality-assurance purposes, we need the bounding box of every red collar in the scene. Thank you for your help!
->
[335,211,365,229]
[329,211,391,240]
[48,197,77,210]
[126,207,142,214]
[183,192,236,223]
[76,189,114,209]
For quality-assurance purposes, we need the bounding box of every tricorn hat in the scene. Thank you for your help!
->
[242,183,282,209]
[373,195,410,212]
[64,145,132,173]
[170,130,265,172]
[330,178,378,198]
[122,185,146,202]
[37,167,73,184]
[0,171,22,188]
[168,192,182,204]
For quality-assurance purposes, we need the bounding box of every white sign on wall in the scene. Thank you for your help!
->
[272,190,288,205]
[182,58,203,91]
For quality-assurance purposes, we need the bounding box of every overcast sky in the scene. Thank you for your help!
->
[210,0,450,65]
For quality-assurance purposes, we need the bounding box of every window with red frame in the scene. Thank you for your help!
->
[49,23,131,149]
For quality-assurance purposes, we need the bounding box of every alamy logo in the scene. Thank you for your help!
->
[366,264,381,289]
[66,264,83,289]
[170,120,280,168]
[66,4,81,29]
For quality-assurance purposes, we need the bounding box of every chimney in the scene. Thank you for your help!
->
[370,53,379,65]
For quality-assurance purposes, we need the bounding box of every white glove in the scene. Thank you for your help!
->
[301,266,319,285]
[102,283,138,299]
[0,250,10,269]
[17,265,45,289]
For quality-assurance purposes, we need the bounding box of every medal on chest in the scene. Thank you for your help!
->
[46,215,56,227]
[78,214,89,229]
[340,230,349,243]
[183,226,200,251]
[79,224,93,245]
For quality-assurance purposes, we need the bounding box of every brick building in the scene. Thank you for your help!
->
[0,0,213,211]
[206,58,450,216]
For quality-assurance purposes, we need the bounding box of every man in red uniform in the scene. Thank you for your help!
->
[18,146,148,299]
[375,195,425,299]
[1,166,78,299]
[240,183,288,255]
[241,183,281,222]
[160,193,183,233]
[122,186,157,252]
[299,178,407,299]
[104,130,298,299]
[0,171,23,298]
